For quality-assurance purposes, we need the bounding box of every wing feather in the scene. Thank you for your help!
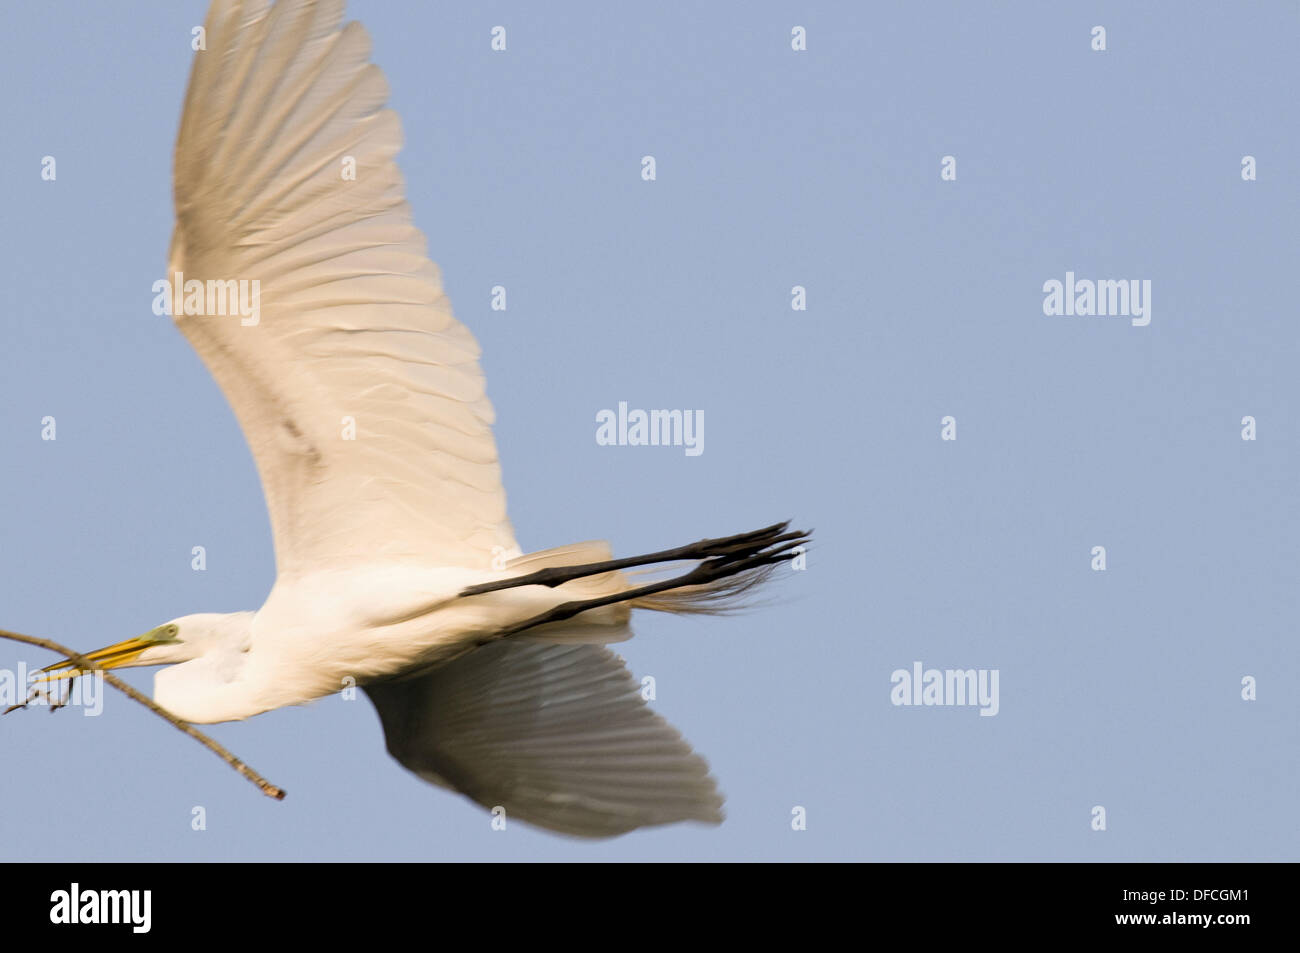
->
[365,641,725,837]
[170,0,517,573]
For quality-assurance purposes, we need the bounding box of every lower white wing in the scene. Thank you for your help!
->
[170,0,518,573]
[365,640,725,837]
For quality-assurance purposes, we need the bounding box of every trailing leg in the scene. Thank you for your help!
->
[473,523,811,643]
[460,521,807,597]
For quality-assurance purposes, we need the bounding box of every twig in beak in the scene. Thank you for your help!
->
[0,627,286,800]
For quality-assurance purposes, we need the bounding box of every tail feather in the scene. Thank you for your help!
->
[626,559,786,615]
[500,540,633,643]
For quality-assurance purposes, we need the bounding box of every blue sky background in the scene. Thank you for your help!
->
[1,1,1296,860]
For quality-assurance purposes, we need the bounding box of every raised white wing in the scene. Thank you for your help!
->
[169,0,518,574]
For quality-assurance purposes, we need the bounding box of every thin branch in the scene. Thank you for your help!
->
[0,628,285,801]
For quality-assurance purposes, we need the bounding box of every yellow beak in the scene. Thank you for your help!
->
[38,636,157,681]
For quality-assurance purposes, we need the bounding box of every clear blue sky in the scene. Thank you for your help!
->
[1,1,1296,860]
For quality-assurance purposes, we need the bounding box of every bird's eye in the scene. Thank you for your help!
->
[166,624,179,637]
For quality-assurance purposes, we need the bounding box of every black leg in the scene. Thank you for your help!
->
[473,528,810,643]
[460,521,806,598]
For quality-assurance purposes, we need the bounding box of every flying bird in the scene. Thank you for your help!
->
[38,0,809,837]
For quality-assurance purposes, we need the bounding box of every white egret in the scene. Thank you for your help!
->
[40,0,809,837]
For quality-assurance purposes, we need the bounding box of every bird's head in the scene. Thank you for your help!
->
[38,615,224,679]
